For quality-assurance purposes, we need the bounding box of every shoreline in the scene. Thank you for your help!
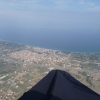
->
[0,39,100,54]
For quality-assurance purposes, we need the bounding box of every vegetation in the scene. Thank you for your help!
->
[86,76,92,86]
[0,71,8,74]
[1,76,11,81]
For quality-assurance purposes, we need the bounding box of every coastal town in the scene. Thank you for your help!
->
[0,40,100,100]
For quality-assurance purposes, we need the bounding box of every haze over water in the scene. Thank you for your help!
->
[0,0,100,53]
[0,28,100,53]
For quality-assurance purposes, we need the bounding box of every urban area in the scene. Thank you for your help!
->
[0,40,100,100]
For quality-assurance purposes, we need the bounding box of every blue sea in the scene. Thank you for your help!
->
[0,28,100,53]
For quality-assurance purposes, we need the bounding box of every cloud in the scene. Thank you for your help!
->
[87,6,100,12]
[79,0,95,6]
[0,0,100,32]
[51,0,70,4]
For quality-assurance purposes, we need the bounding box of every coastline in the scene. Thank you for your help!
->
[0,39,100,54]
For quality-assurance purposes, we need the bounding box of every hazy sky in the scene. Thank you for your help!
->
[0,0,100,30]
[0,0,100,52]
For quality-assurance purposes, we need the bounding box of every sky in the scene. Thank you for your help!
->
[0,0,100,30]
[0,0,100,52]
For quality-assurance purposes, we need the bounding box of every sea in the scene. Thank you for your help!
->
[0,28,100,53]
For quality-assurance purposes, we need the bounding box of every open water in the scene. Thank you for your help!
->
[0,28,100,53]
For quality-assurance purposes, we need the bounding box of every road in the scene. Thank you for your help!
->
[1,65,25,100]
